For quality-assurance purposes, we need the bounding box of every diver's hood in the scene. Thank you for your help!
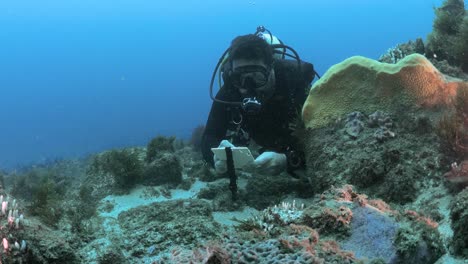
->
[209,44,302,108]
[208,26,320,110]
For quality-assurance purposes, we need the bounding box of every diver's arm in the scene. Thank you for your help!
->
[201,88,231,167]
[284,59,313,176]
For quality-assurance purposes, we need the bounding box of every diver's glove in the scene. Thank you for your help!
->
[213,140,235,174]
[254,151,287,176]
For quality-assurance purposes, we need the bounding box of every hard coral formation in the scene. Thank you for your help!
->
[302,54,466,129]
[379,39,425,64]
[302,204,353,237]
[142,152,182,186]
[118,199,222,259]
[305,110,441,203]
[158,231,358,264]
[87,136,184,193]
[393,224,445,264]
[245,174,304,209]
[344,112,365,139]
[89,148,144,190]
[146,136,176,162]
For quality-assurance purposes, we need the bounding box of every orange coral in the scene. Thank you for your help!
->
[334,184,369,206]
[303,54,465,129]
[405,210,439,229]
[321,240,356,261]
[367,199,398,215]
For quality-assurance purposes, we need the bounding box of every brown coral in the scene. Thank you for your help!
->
[302,54,467,129]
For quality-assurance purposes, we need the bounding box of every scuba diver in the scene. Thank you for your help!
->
[201,26,318,177]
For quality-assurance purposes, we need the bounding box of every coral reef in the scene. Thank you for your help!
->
[344,112,365,139]
[157,226,358,264]
[146,136,176,162]
[28,178,64,227]
[245,174,305,209]
[88,148,144,190]
[393,224,444,264]
[142,152,182,186]
[302,54,466,129]
[302,203,353,238]
[118,199,221,258]
[379,38,425,64]
[197,180,243,211]
[0,195,28,263]
[86,136,185,193]
[3,3,468,261]
[305,110,442,203]
[0,134,456,264]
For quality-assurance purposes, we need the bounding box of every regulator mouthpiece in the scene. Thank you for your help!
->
[241,97,262,115]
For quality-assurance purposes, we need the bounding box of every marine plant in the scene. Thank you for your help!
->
[89,149,144,190]
[142,152,182,186]
[454,16,468,72]
[426,0,467,71]
[394,222,445,263]
[146,135,175,162]
[433,0,465,34]
[436,86,468,160]
[28,177,63,227]
[66,183,99,238]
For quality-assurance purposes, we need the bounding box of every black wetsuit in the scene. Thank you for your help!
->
[201,59,315,175]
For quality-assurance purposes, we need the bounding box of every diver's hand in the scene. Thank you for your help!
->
[213,140,235,174]
[254,151,287,175]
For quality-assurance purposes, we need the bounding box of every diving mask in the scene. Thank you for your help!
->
[230,65,272,90]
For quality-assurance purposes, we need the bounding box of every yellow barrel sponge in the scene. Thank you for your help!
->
[302,54,467,128]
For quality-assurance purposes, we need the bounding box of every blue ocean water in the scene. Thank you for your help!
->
[0,0,444,169]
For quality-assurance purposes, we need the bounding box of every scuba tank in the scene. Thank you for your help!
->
[255,26,287,59]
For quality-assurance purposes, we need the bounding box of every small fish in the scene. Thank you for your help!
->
[444,160,468,184]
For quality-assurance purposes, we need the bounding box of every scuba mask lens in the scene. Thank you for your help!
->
[232,65,273,115]
[231,65,270,90]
